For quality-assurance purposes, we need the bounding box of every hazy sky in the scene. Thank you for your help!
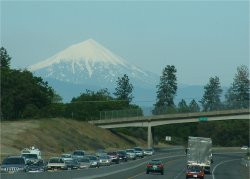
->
[1,0,249,86]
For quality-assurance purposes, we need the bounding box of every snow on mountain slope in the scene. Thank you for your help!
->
[28,39,158,88]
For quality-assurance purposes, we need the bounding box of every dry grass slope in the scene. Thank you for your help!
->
[0,118,146,160]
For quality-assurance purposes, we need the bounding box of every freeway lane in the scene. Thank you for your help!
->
[96,152,248,179]
[212,153,249,179]
[1,150,248,179]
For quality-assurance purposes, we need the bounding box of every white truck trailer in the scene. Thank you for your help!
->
[187,136,213,174]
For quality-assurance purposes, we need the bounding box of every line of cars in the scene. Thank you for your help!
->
[0,146,154,174]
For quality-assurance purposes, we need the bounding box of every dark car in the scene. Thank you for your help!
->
[146,159,164,175]
[107,152,119,164]
[117,150,128,162]
[0,156,27,173]
[26,160,47,173]
[186,165,205,179]
[65,158,79,170]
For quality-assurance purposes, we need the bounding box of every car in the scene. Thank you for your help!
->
[134,147,144,158]
[186,165,205,179]
[96,149,107,157]
[72,150,85,159]
[107,152,119,164]
[77,157,91,169]
[241,146,249,150]
[47,157,67,171]
[143,148,154,156]
[126,149,136,160]
[98,155,112,166]
[64,158,79,170]
[85,155,100,168]
[61,153,72,161]
[26,160,47,173]
[0,156,27,173]
[117,150,128,162]
[146,159,164,175]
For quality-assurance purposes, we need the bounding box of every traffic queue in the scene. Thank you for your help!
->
[0,146,154,174]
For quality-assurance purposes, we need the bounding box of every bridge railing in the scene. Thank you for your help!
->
[99,100,249,120]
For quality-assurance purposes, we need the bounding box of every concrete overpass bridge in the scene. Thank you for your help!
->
[89,109,250,148]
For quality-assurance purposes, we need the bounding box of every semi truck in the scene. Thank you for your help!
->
[187,136,213,174]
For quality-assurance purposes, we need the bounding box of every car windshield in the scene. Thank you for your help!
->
[117,151,126,154]
[188,166,202,172]
[78,158,90,162]
[88,156,97,160]
[100,155,109,159]
[73,151,84,155]
[62,154,71,158]
[22,154,38,159]
[2,158,25,165]
[134,148,142,151]
[49,158,64,163]
[149,160,162,165]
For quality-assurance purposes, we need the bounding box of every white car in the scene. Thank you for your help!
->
[144,148,154,156]
[47,157,67,170]
[241,146,248,150]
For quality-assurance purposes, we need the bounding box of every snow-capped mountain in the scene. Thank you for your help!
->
[28,39,158,88]
[28,39,159,103]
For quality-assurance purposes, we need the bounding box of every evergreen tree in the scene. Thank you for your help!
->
[153,65,177,114]
[178,99,189,113]
[113,74,134,104]
[200,76,223,111]
[189,99,200,112]
[0,47,11,68]
[225,65,249,109]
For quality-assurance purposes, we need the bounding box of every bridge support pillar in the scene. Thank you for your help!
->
[147,122,153,148]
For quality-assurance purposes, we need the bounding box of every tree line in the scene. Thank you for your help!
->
[1,47,139,120]
[153,64,249,114]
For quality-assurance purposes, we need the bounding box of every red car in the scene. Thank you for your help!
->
[186,165,205,179]
[146,159,164,175]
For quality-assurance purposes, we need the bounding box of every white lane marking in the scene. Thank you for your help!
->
[212,158,240,179]
[74,154,185,179]
[174,167,186,179]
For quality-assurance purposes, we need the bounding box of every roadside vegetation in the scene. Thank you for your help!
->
[1,47,249,149]
[0,118,147,161]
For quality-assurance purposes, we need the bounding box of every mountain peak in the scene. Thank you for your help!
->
[28,39,126,72]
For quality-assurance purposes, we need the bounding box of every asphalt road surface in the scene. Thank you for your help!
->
[1,150,249,179]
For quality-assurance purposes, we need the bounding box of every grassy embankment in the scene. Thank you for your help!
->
[0,118,147,161]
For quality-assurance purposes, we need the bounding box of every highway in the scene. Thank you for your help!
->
[1,149,248,179]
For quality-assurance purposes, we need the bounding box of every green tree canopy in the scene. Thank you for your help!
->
[113,74,134,104]
[153,65,177,114]
[0,47,11,69]
[225,65,249,109]
[189,99,200,112]
[200,76,223,111]
[178,99,189,113]
[1,69,55,119]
